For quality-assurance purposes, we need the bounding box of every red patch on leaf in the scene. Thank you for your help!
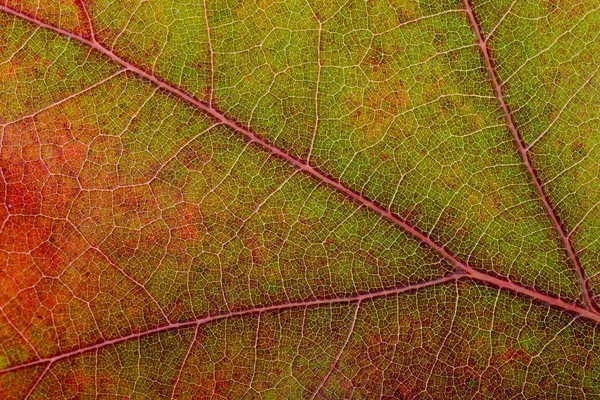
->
[501,348,531,363]
[165,202,203,242]
[243,237,264,265]
[62,367,94,395]
[2,112,88,217]
[1,128,48,214]
[39,111,90,177]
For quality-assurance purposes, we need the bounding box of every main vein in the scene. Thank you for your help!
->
[0,4,473,273]
[1,3,600,374]
[462,0,595,310]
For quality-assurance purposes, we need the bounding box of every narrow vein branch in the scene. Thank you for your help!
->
[202,0,214,106]
[462,0,595,310]
[169,324,199,400]
[24,361,51,400]
[75,0,96,42]
[310,301,360,399]
[0,69,125,127]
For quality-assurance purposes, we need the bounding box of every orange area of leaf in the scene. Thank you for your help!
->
[0,106,132,359]
[0,62,16,82]
[0,365,45,398]
[2,125,46,215]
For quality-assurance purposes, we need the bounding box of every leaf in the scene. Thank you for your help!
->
[1,0,600,398]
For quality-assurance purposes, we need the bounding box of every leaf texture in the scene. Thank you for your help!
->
[1,0,600,398]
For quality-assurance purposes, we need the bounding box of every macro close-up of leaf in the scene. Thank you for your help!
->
[1,0,600,398]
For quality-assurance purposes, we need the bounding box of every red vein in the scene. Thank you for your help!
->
[75,0,96,42]
[0,274,462,375]
[202,0,214,106]
[462,0,595,310]
[169,324,200,400]
[0,4,474,274]
[4,270,600,378]
[1,2,600,376]
[23,362,51,400]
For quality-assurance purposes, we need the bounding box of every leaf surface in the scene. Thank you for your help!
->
[1,0,600,398]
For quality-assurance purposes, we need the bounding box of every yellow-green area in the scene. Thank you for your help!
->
[201,0,583,300]
[72,74,454,321]
[478,0,600,298]
[90,0,211,101]
[0,12,118,122]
